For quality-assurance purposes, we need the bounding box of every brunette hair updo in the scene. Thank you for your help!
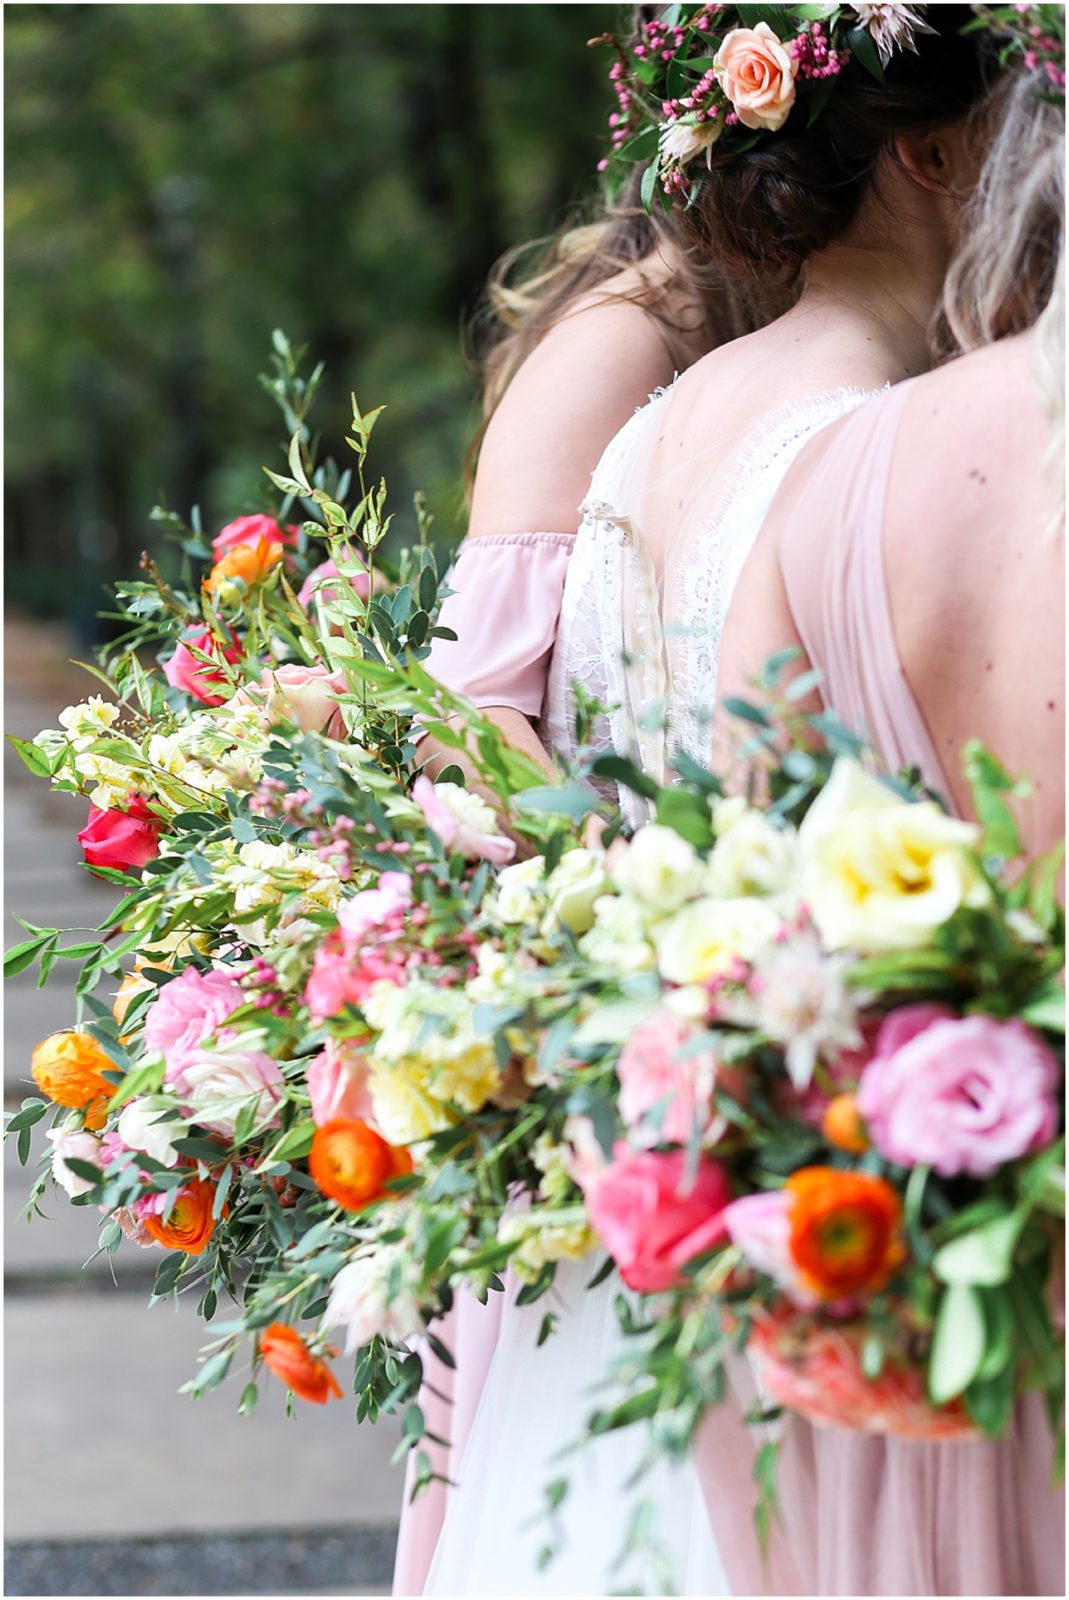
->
[681,6,995,280]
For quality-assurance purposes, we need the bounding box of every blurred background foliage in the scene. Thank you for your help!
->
[5,3,612,639]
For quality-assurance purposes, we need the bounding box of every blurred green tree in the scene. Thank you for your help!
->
[4,3,613,633]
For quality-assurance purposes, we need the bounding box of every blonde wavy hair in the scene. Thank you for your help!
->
[938,67,1065,525]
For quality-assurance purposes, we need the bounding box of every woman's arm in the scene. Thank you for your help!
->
[421,294,680,785]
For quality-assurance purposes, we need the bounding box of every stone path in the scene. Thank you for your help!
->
[4,615,403,1595]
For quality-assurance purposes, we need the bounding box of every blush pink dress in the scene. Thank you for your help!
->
[756,376,1065,1597]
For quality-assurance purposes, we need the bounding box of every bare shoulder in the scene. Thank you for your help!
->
[468,287,679,540]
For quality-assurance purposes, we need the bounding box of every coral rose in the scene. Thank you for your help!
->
[163,625,243,706]
[31,1031,116,1129]
[205,534,283,598]
[212,514,297,559]
[584,1145,731,1293]
[309,1117,413,1211]
[259,1322,343,1404]
[78,794,163,875]
[786,1167,904,1302]
[142,1177,218,1254]
[713,22,799,132]
[749,1309,977,1440]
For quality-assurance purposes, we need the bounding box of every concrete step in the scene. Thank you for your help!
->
[5,1294,405,1541]
[3,1528,395,1597]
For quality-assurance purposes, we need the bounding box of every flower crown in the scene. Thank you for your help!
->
[593,4,940,206]
[966,4,1066,100]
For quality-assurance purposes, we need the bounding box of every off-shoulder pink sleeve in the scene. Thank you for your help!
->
[423,532,575,718]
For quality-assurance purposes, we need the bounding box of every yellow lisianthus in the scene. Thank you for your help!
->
[797,758,988,952]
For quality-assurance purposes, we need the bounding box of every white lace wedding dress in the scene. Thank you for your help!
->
[425,380,876,1598]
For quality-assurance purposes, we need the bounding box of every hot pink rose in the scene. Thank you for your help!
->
[256,663,348,738]
[163,625,243,706]
[298,557,381,610]
[411,776,515,866]
[307,1039,375,1127]
[212,514,297,558]
[303,936,406,1024]
[143,966,247,1082]
[617,1009,718,1146]
[78,793,162,874]
[584,1145,731,1293]
[713,21,799,131]
[858,1006,1060,1177]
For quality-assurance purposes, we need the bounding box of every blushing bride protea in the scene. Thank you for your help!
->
[727,917,862,1091]
[851,3,937,66]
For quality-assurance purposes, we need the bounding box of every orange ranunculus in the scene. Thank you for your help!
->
[786,1166,904,1301]
[309,1117,413,1211]
[113,970,155,1040]
[204,533,283,598]
[31,1031,116,1129]
[259,1322,343,1404]
[821,1093,869,1156]
[142,1178,218,1255]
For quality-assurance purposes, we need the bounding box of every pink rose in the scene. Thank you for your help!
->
[411,776,515,866]
[256,663,348,738]
[337,872,412,943]
[212,514,297,559]
[618,1009,718,1147]
[78,793,162,874]
[298,557,381,610]
[713,22,799,131]
[584,1145,731,1293]
[858,1006,1061,1177]
[163,625,243,706]
[144,966,247,1083]
[303,936,406,1024]
[307,1039,375,1126]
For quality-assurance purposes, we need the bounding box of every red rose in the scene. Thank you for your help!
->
[78,793,163,874]
[163,625,243,706]
[212,514,298,559]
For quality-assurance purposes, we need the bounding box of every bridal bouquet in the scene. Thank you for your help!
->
[513,681,1065,1521]
[5,338,594,1481]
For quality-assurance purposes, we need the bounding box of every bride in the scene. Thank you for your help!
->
[422,7,996,1594]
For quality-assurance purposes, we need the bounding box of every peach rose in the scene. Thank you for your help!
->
[713,22,799,132]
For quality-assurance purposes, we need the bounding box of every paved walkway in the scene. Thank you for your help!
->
[4,615,403,1595]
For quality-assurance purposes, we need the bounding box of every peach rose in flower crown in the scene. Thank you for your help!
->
[714,22,799,132]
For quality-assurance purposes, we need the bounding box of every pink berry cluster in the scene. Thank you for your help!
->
[1023,21,1066,89]
[790,22,850,80]
[661,68,722,127]
[245,955,290,1018]
[598,5,722,174]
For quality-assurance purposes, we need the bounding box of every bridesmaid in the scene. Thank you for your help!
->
[394,165,776,1595]
[716,62,1064,1597]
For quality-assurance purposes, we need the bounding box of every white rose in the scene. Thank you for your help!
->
[611,825,702,914]
[46,1125,103,1197]
[322,1249,423,1356]
[493,856,548,925]
[542,848,607,936]
[706,806,799,900]
[179,1046,284,1138]
[578,893,655,975]
[655,896,781,984]
[117,1097,185,1168]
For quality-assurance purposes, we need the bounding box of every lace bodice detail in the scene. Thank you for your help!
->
[543,383,878,820]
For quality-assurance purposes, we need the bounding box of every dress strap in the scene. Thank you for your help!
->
[423,531,576,720]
